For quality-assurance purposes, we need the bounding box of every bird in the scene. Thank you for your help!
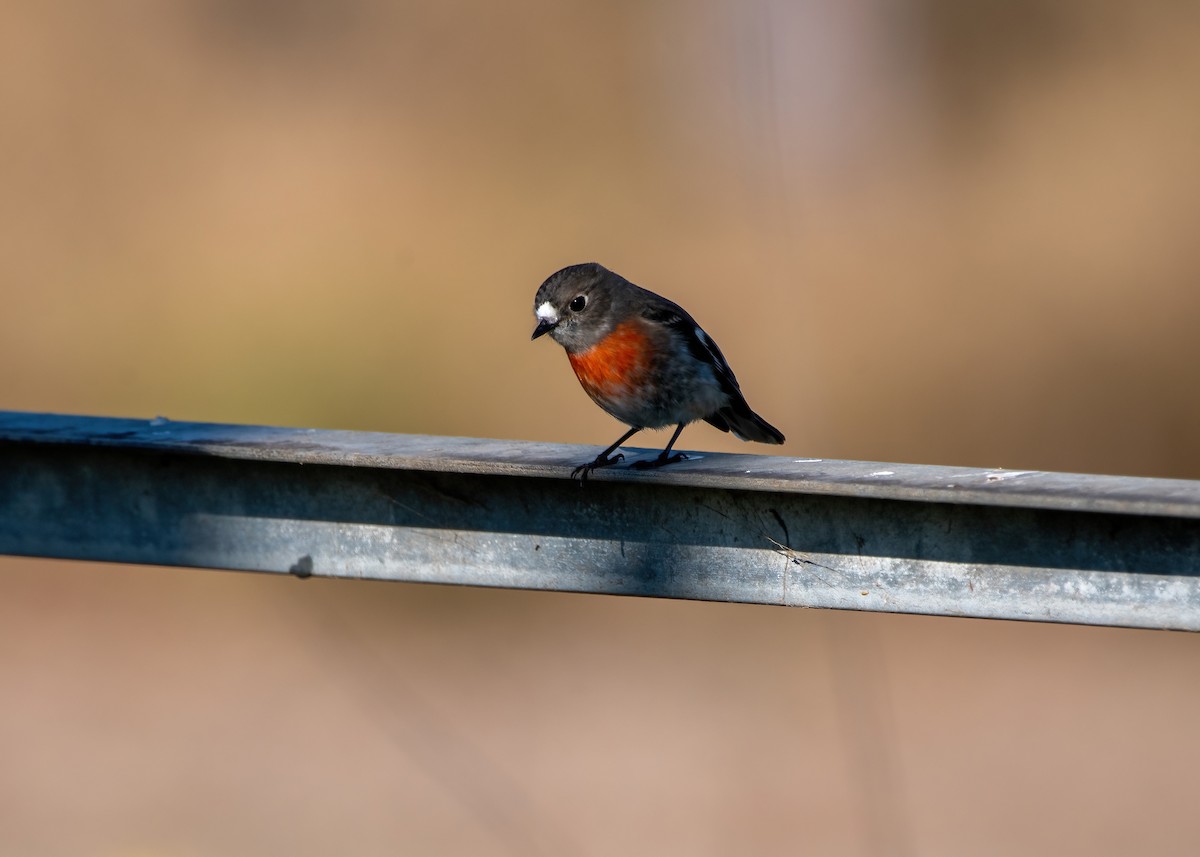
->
[531,262,784,480]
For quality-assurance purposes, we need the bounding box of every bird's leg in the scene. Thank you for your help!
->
[571,426,642,481]
[631,423,689,470]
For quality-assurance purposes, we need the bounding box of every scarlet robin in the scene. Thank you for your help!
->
[531,262,785,480]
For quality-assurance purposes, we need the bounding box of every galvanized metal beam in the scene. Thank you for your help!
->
[1,410,1198,630]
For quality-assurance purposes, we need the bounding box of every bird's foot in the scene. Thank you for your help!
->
[631,452,688,470]
[571,452,625,482]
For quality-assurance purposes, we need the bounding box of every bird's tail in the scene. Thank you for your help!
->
[705,395,785,445]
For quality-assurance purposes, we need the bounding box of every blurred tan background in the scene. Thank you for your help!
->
[2,1,1199,854]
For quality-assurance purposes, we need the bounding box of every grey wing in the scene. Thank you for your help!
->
[640,303,743,398]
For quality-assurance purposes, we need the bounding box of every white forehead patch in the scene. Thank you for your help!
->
[536,301,558,323]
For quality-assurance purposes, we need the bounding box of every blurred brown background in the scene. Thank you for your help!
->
[2,2,1199,854]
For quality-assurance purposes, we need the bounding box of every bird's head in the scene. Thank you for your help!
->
[530,262,619,353]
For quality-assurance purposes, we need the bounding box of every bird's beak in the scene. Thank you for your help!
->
[531,319,557,340]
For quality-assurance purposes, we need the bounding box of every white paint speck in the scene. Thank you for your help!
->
[536,302,558,323]
[868,470,895,477]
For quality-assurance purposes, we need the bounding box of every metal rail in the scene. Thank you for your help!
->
[1,410,1198,630]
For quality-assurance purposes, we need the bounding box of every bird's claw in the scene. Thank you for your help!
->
[571,452,625,482]
[631,452,688,471]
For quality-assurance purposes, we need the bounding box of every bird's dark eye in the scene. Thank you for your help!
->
[569,295,587,312]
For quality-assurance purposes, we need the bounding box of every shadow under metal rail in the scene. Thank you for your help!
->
[1,410,1198,630]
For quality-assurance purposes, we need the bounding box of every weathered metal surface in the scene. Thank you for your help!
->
[1,411,1198,630]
